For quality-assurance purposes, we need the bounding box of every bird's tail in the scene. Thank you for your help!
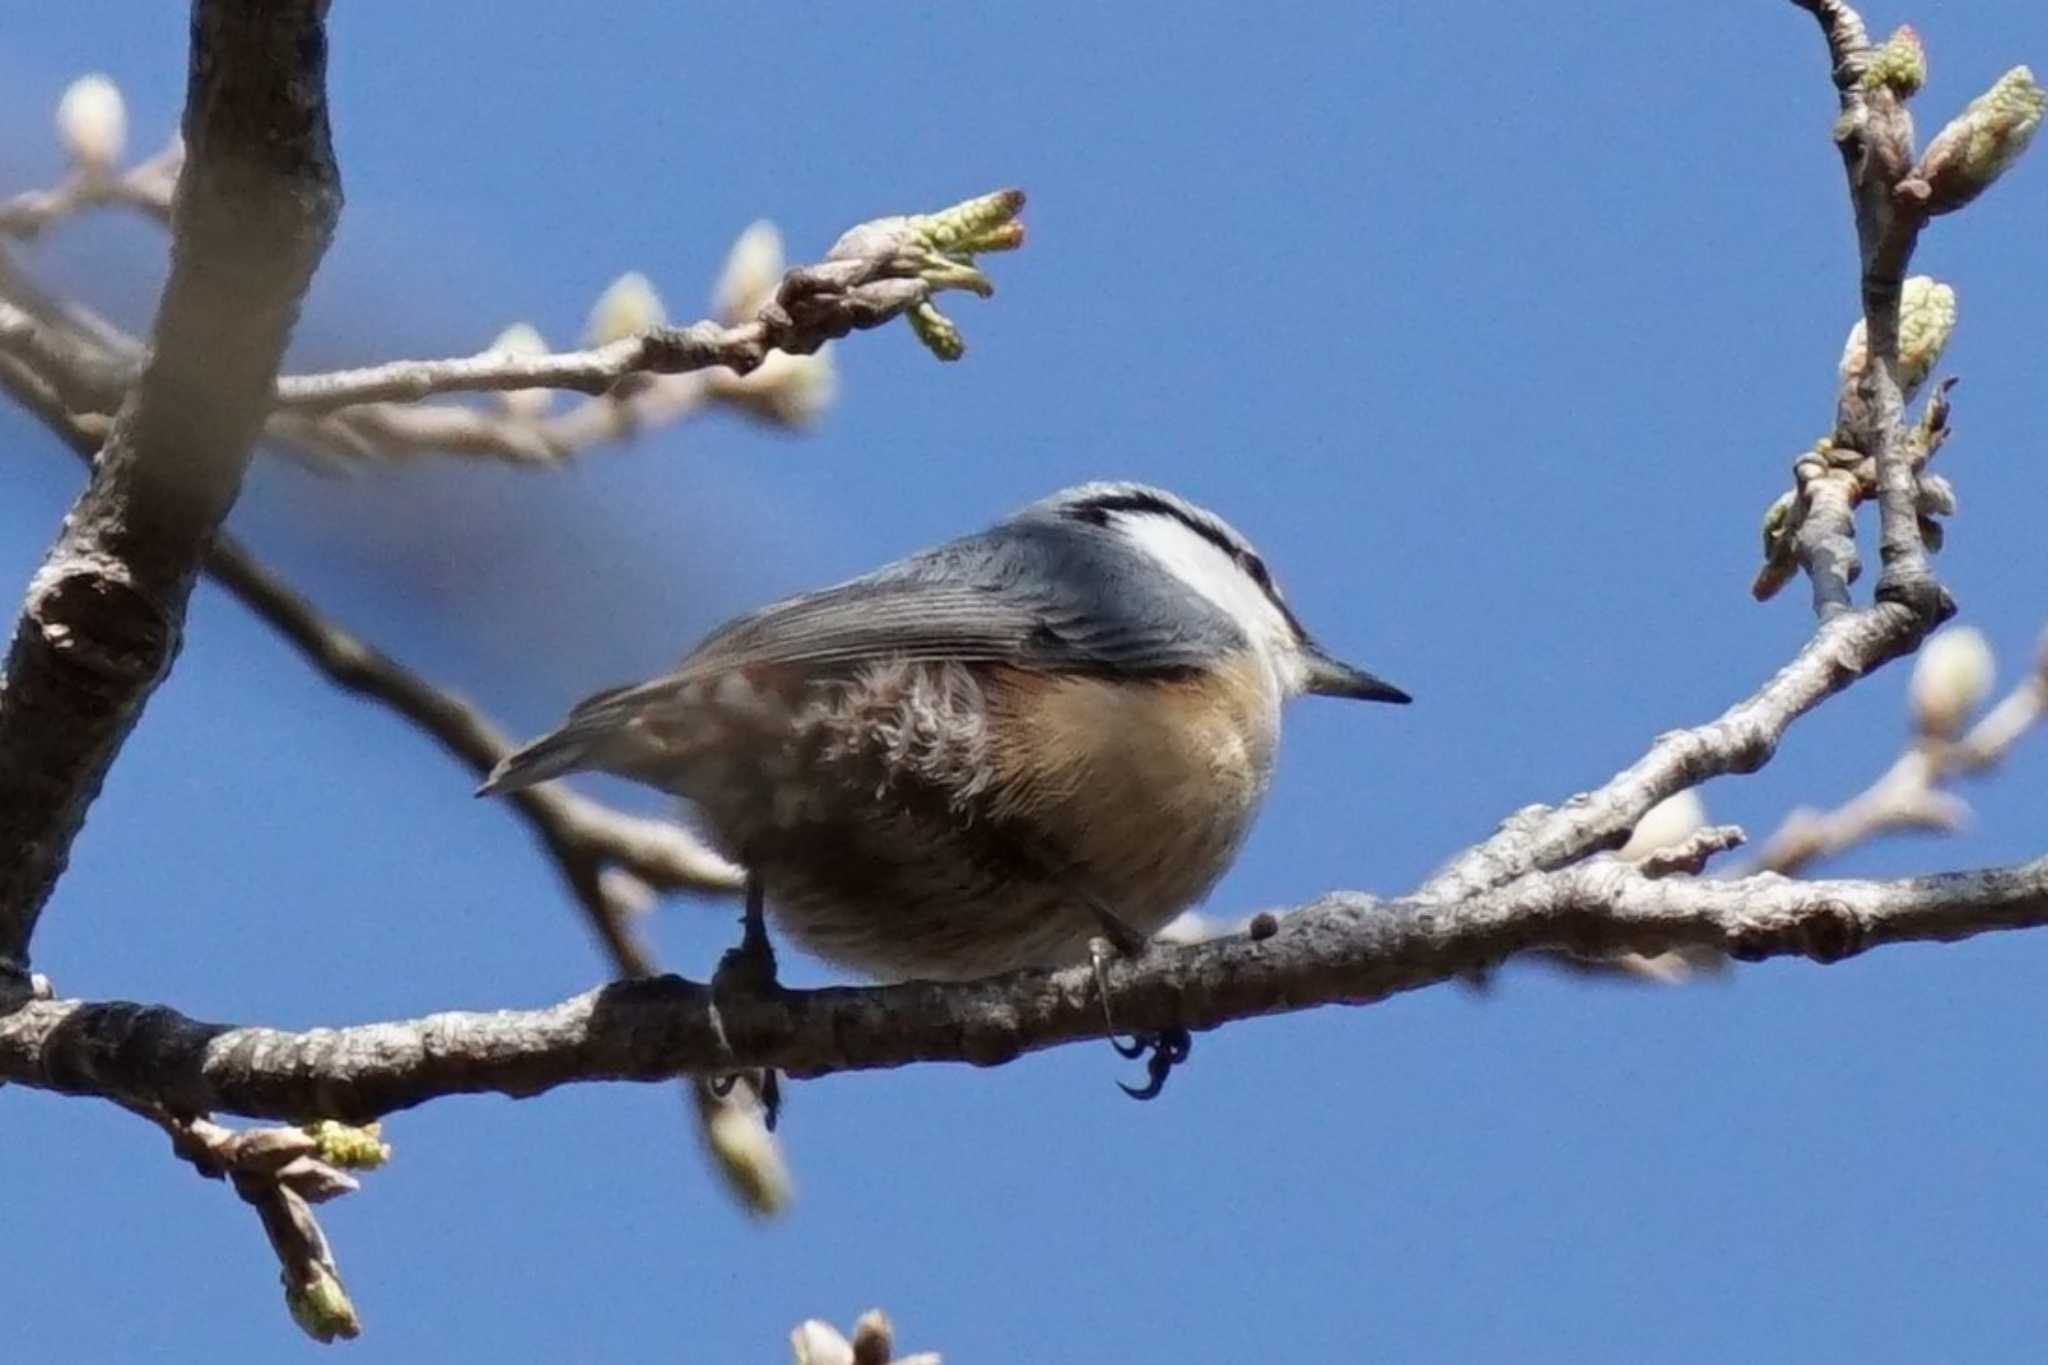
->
[476,683,645,796]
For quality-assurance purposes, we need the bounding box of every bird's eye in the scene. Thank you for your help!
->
[1239,551,1272,591]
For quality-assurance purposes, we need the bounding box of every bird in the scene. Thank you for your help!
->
[482,481,1407,1093]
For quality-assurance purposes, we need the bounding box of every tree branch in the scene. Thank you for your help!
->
[5,855,2045,1122]
[1412,602,1919,903]
[0,137,180,239]
[1426,4,2042,909]
[0,348,741,908]
[0,0,342,991]
[1752,632,2048,874]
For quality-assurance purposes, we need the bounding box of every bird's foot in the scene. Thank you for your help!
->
[710,872,784,1127]
[712,872,780,997]
[1087,932,1193,1102]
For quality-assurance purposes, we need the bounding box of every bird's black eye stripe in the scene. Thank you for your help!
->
[1064,491,1245,564]
[1238,550,1271,591]
[1064,503,1113,527]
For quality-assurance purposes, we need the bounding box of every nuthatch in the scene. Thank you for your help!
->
[484,482,1407,1092]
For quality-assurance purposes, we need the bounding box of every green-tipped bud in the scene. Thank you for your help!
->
[714,220,786,324]
[56,74,127,172]
[1862,26,1927,97]
[1910,625,1995,740]
[912,187,1027,254]
[818,189,1024,360]
[1760,490,1796,559]
[1910,66,2044,216]
[1753,485,1800,602]
[303,1120,390,1171]
[1838,275,1955,402]
[584,271,666,346]
[906,300,964,361]
[286,1266,361,1343]
[487,322,553,419]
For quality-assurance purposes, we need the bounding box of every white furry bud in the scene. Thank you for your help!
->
[1910,626,1995,739]
[714,220,785,323]
[1838,276,1955,403]
[703,1088,792,1216]
[790,1320,855,1365]
[56,74,127,172]
[1617,791,1708,862]
[583,271,665,345]
[486,322,553,419]
[708,347,838,428]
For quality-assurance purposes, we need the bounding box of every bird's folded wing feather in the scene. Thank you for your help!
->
[674,578,1207,678]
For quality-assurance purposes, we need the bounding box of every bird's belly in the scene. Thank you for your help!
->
[668,660,1277,982]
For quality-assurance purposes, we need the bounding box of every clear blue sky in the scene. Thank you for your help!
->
[5,4,2047,1360]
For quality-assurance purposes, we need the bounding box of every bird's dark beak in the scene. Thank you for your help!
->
[1302,645,1410,704]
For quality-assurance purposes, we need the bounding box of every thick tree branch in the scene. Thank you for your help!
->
[0,349,741,910]
[5,856,2045,1123]
[0,0,342,990]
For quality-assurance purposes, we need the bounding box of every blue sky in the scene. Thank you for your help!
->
[4,4,2047,1360]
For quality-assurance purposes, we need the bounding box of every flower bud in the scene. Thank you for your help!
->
[56,74,127,172]
[790,1319,855,1365]
[906,299,964,361]
[1910,66,2044,216]
[1862,26,1926,98]
[1617,791,1708,863]
[703,1087,792,1216]
[913,187,1027,253]
[850,1310,894,1365]
[1909,626,1995,739]
[273,1155,361,1203]
[487,322,554,418]
[1838,276,1955,402]
[302,1119,390,1170]
[713,220,785,324]
[286,1265,360,1342]
[583,271,666,346]
[228,1126,320,1174]
[709,347,838,428]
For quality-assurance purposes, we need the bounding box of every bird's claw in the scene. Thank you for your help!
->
[1114,1027,1192,1101]
[1089,932,1192,1099]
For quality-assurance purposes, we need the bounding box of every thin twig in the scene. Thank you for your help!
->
[1412,602,1921,904]
[0,137,180,238]
[1752,670,2048,874]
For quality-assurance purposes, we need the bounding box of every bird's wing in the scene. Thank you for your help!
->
[672,575,1204,679]
[670,521,1231,680]
[480,521,1229,794]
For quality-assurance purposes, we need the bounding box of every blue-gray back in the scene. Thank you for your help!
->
[670,505,1246,681]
